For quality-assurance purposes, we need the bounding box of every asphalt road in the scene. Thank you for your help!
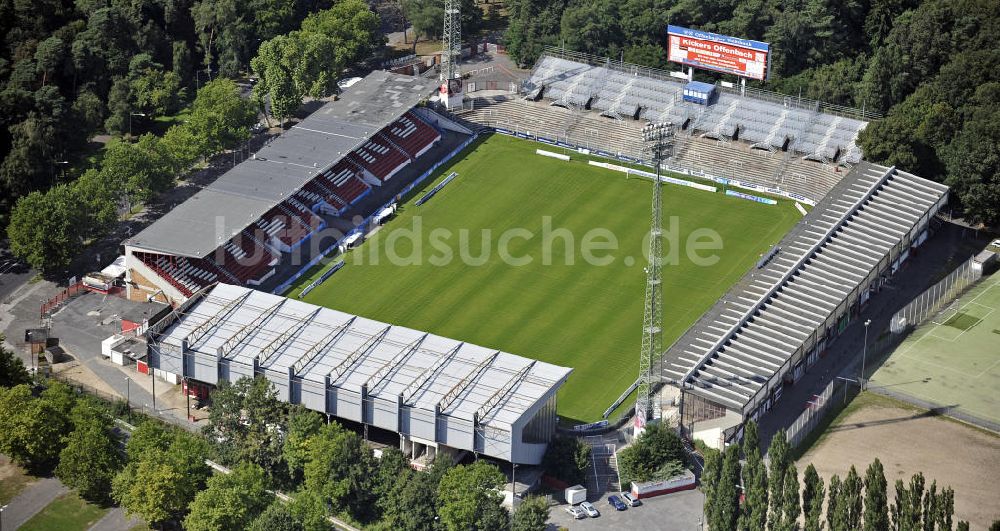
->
[547,489,705,530]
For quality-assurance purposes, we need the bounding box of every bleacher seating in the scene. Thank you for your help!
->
[523,53,869,165]
[457,95,846,203]
[385,112,441,158]
[317,163,370,207]
[213,228,278,285]
[350,138,409,181]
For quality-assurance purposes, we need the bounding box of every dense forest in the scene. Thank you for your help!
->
[0,0,361,229]
[505,0,1000,226]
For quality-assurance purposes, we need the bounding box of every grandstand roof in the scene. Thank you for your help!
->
[660,162,948,414]
[125,71,437,258]
[155,283,573,430]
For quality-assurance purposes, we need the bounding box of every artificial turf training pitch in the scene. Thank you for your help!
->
[290,134,801,422]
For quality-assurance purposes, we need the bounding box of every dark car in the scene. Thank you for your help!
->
[608,495,628,511]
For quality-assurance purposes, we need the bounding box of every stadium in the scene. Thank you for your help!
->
[131,41,948,462]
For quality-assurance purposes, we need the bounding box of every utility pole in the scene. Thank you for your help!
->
[862,318,871,389]
[124,376,131,421]
[636,122,674,432]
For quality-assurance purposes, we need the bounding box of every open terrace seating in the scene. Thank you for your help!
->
[318,163,370,206]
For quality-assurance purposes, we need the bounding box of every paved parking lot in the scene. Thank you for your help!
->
[547,489,704,530]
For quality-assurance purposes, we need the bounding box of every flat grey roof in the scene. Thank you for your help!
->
[156,284,573,429]
[125,71,436,258]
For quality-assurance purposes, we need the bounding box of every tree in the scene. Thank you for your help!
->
[55,412,123,503]
[711,444,741,531]
[114,458,189,526]
[100,135,176,203]
[776,463,800,531]
[541,435,591,485]
[767,429,791,531]
[372,446,409,503]
[802,464,824,531]
[864,459,889,531]
[284,404,324,486]
[188,78,257,154]
[184,462,271,531]
[248,501,304,531]
[300,0,384,67]
[702,447,722,524]
[302,422,377,519]
[437,461,509,531]
[287,488,330,531]
[740,421,768,531]
[957,522,969,531]
[161,124,204,171]
[617,422,687,486]
[892,479,910,531]
[0,337,31,388]
[113,429,211,526]
[935,486,955,531]
[205,376,287,479]
[0,383,73,473]
[74,168,120,234]
[836,466,863,531]
[921,481,937,531]
[827,474,842,531]
[382,456,452,531]
[104,76,131,134]
[128,53,185,117]
[513,495,549,531]
[907,473,926,531]
[7,184,89,272]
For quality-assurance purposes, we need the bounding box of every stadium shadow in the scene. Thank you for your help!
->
[826,404,960,434]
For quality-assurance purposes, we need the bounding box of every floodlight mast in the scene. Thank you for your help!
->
[439,0,463,109]
[635,122,674,432]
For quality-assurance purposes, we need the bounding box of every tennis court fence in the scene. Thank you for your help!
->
[889,255,983,334]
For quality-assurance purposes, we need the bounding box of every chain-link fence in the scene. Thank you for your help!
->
[890,255,982,334]
[786,377,840,448]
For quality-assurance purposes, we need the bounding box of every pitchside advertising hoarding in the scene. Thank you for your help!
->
[667,25,770,81]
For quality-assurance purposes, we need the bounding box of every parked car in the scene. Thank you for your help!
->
[565,506,586,519]
[580,501,600,517]
[621,491,642,507]
[608,495,628,511]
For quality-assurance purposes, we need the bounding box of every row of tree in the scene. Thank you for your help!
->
[502,0,999,226]
[701,422,973,531]
[6,78,256,273]
[199,376,551,530]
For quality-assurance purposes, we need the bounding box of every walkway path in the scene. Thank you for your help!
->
[88,507,143,531]
[2,477,68,529]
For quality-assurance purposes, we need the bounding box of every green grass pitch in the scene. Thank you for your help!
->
[290,134,802,422]
[871,270,1000,426]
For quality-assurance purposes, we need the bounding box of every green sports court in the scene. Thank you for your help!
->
[870,270,1000,426]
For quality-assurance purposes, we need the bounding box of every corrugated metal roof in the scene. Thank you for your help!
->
[156,284,572,429]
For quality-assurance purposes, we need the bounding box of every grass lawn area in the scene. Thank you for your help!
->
[0,457,36,504]
[18,492,108,531]
[290,134,800,422]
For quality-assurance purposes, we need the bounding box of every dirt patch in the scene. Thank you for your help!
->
[797,398,1000,528]
[0,455,37,504]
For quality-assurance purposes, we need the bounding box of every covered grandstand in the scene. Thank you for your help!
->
[124,71,444,304]
[149,283,572,464]
[658,162,949,439]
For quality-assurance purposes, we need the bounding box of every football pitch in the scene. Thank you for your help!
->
[870,270,1000,426]
[289,134,801,422]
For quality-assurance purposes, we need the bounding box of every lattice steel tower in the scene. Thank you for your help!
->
[439,0,463,108]
[636,122,674,430]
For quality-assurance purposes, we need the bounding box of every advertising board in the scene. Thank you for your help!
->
[667,25,770,80]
